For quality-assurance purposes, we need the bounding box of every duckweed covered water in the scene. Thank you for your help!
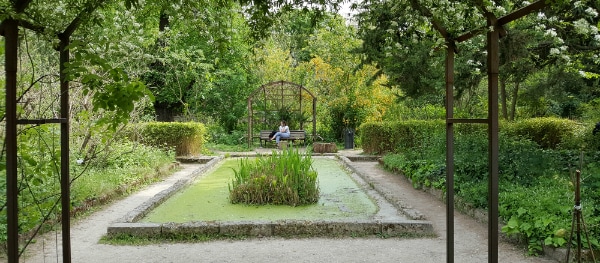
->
[141,158,378,223]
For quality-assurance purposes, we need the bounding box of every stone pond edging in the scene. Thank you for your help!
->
[107,153,434,238]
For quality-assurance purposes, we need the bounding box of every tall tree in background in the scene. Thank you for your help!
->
[354,0,599,120]
[254,12,397,140]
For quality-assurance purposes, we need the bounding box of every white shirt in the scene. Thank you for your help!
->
[279,125,290,134]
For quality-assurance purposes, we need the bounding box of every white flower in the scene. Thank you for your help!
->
[494,6,507,15]
[573,19,592,35]
[537,13,546,19]
[594,34,600,43]
[76,159,84,165]
[586,7,598,17]
[550,48,560,55]
[545,29,557,37]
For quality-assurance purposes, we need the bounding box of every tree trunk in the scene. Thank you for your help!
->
[500,77,508,120]
[509,81,520,121]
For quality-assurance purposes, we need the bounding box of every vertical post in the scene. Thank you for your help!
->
[487,17,500,263]
[575,170,581,263]
[312,97,316,142]
[445,45,455,263]
[4,19,20,263]
[59,38,72,263]
[248,98,252,148]
[299,86,303,130]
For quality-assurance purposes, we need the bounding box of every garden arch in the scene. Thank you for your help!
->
[247,81,316,147]
[413,1,550,262]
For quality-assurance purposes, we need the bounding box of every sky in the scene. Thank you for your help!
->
[338,1,358,23]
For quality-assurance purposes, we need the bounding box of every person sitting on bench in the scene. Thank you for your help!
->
[271,120,290,145]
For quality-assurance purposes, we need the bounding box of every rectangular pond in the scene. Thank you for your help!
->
[141,157,379,223]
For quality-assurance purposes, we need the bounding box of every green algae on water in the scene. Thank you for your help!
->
[141,158,377,223]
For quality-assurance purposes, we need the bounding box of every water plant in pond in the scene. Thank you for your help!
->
[229,148,319,206]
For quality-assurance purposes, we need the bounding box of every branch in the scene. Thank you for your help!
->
[18,19,47,34]
[59,0,109,40]
[406,0,457,53]
[14,0,34,13]
[456,0,507,42]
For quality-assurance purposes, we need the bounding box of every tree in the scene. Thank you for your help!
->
[353,0,599,120]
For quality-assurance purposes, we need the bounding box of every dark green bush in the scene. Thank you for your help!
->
[377,118,599,254]
[360,120,444,154]
[137,122,207,156]
[501,117,578,149]
[206,124,248,145]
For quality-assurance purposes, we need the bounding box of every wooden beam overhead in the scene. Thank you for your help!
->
[497,0,547,26]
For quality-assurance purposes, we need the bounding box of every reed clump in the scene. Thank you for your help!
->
[228,149,319,206]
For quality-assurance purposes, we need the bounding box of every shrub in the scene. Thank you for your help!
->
[137,122,207,156]
[228,149,319,206]
[376,118,599,254]
[501,117,578,149]
[499,179,574,255]
[206,124,247,145]
[360,120,444,154]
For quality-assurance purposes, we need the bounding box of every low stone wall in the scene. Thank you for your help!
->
[313,143,337,153]
[107,220,433,238]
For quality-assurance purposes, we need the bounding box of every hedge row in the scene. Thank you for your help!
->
[360,120,445,154]
[134,122,207,156]
[360,117,598,154]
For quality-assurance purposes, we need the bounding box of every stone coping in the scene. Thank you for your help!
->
[108,220,433,238]
[107,154,433,238]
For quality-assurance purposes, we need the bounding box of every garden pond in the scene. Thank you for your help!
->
[141,157,379,223]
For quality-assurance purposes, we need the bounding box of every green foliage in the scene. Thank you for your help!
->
[359,120,444,154]
[0,127,173,246]
[228,149,319,206]
[64,40,154,130]
[70,142,174,207]
[206,124,247,145]
[381,154,445,190]
[499,179,574,255]
[137,122,207,156]
[378,118,600,254]
[383,103,446,121]
[501,117,579,149]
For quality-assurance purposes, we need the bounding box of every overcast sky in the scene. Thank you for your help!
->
[338,1,357,22]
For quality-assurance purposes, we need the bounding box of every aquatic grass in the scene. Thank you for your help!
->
[229,148,319,206]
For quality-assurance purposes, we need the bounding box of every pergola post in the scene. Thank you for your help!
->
[4,18,20,263]
[444,45,455,263]
[59,36,72,263]
[486,15,501,263]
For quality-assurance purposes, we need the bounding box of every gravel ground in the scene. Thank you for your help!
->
[14,150,558,263]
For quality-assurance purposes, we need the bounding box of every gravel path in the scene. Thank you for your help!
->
[16,151,558,263]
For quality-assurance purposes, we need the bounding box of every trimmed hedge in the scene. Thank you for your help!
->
[361,118,590,154]
[501,117,579,149]
[360,120,444,154]
[137,122,207,156]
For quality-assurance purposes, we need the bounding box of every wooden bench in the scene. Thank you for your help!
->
[258,130,307,147]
